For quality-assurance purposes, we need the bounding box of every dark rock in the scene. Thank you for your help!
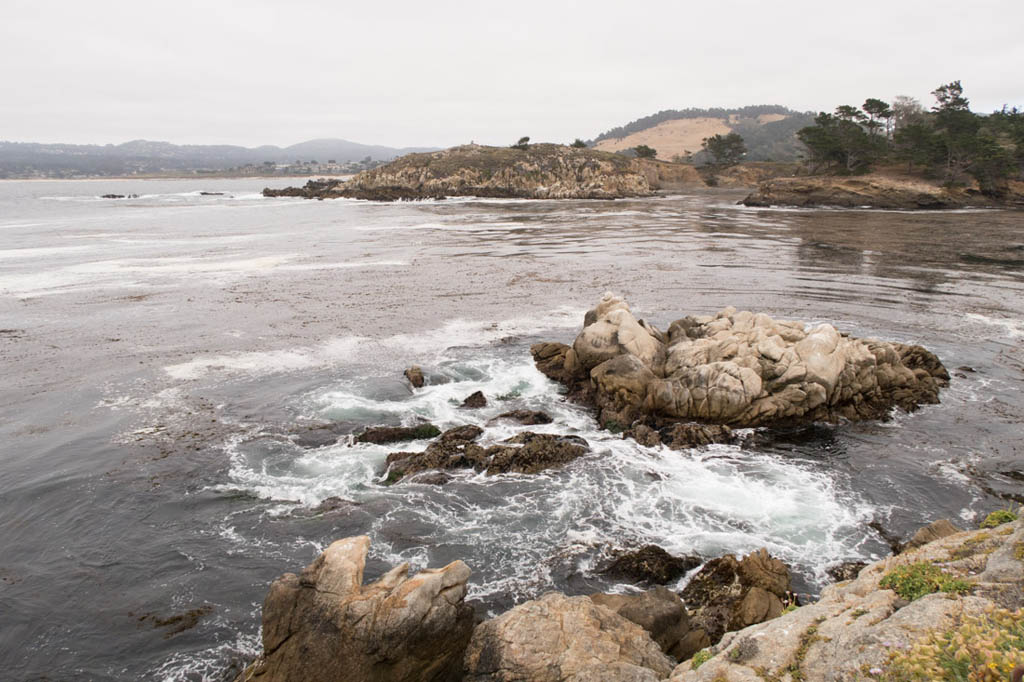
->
[406,472,452,485]
[310,496,355,515]
[680,548,791,645]
[602,545,702,585]
[826,561,868,582]
[660,422,735,449]
[439,424,484,442]
[590,586,706,661]
[404,365,425,388]
[101,194,125,199]
[868,520,905,554]
[199,191,225,196]
[356,423,441,445]
[485,432,589,475]
[624,424,662,447]
[488,410,553,426]
[460,391,487,409]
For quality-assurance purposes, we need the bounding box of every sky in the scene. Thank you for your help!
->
[2,0,1023,149]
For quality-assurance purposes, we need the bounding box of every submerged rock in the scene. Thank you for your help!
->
[240,536,473,682]
[533,292,949,429]
[463,592,674,681]
[488,410,553,426]
[460,391,487,409]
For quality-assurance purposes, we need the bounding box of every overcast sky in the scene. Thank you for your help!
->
[3,0,1022,148]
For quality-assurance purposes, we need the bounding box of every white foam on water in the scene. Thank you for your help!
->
[165,336,365,381]
[0,245,93,259]
[218,353,875,607]
[277,260,407,271]
[965,312,1024,340]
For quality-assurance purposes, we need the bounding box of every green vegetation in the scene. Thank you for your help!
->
[570,138,587,148]
[701,132,747,168]
[691,648,712,670]
[980,507,1018,528]
[412,424,442,439]
[878,607,1024,681]
[878,562,971,601]
[512,136,530,150]
[797,81,1024,194]
[633,144,657,159]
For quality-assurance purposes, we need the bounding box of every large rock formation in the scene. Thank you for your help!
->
[532,293,949,430]
[672,517,1024,681]
[590,587,708,661]
[742,174,1024,209]
[263,144,655,201]
[239,536,473,682]
[463,592,675,681]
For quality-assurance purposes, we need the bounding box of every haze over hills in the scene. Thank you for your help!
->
[0,138,440,178]
[590,105,815,162]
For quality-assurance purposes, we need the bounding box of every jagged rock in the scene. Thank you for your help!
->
[602,545,702,585]
[531,342,574,383]
[461,391,487,409]
[463,592,674,681]
[826,560,868,582]
[385,430,589,483]
[534,293,949,429]
[671,518,1024,681]
[356,423,441,444]
[404,365,425,388]
[902,518,961,552]
[625,423,663,447]
[239,536,473,682]
[488,410,553,426]
[590,587,707,661]
[680,548,792,645]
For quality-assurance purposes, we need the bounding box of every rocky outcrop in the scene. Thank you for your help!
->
[532,293,949,430]
[680,548,792,645]
[263,144,654,201]
[404,365,425,388]
[239,536,473,682]
[463,592,675,681]
[385,427,589,482]
[673,517,1024,681]
[356,423,442,444]
[742,174,1024,209]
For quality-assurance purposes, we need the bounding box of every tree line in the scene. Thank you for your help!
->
[797,81,1024,193]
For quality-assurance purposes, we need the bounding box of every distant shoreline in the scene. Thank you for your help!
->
[0,174,354,183]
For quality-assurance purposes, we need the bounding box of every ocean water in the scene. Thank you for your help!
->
[0,178,1021,680]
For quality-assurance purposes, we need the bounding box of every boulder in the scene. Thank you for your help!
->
[463,592,674,681]
[404,365,425,388]
[902,518,961,552]
[534,293,949,429]
[487,410,553,426]
[590,587,707,661]
[602,545,702,585]
[484,432,589,475]
[460,391,487,409]
[240,536,473,682]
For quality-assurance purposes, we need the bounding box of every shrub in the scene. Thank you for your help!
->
[980,508,1018,528]
[691,648,712,670]
[879,562,971,601]
[878,607,1024,681]
[511,136,530,150]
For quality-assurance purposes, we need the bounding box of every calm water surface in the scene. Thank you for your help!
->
[0,178,1021,680]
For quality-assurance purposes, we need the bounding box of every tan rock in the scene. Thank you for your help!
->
[464,592,674,681]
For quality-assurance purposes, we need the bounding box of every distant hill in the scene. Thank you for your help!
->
[590,105,815,162]
[0,138,440,178]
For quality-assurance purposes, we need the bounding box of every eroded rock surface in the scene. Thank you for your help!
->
[463,592,674,681]
[672,517,1024,681]
[533,293,949,430]
[591,587,707,661]
[240,536,473,682]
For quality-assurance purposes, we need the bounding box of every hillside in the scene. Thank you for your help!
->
[0,138,439,178]
[591,106,814,162]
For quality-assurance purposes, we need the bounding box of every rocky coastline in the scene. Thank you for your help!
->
[742,174,1024,210]
[237,516,1023,681]
[263,144,657,201]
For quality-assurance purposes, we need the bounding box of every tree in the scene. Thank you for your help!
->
[633,144,657,159]
[891,96,926,131]
[570,139,587,148]
[512,136,530,150]
[700,132,746,167]
[862,98,893,139]
[931,81,980,182]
